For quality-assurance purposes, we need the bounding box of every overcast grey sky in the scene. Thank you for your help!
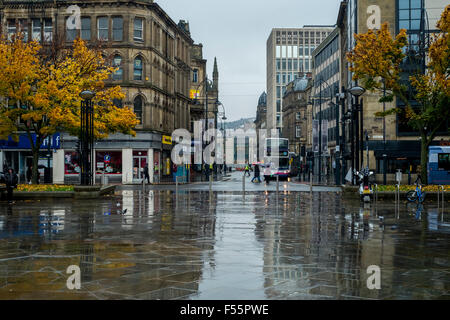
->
[160,0,341,122]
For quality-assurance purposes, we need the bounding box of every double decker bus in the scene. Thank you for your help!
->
[264,138,290,180]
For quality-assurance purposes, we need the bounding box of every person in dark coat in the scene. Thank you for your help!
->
[143,165,150,183]
[251,164,261,183]
[5,168,18,204]
[26,165,33,184]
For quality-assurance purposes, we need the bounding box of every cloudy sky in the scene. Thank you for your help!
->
[160,0,342,122]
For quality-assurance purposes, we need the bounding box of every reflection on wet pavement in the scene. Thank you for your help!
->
[0,190,449,300]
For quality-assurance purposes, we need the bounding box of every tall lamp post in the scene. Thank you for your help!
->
[215,100,227,173]
[79,90,95,186]
[348,85,365,184]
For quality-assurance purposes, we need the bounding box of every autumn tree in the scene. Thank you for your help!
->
[347,5,450,184]
[0,35,139,183]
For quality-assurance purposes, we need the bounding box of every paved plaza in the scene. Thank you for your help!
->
[0,172,449,299]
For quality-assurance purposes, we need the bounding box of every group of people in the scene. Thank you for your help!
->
[244,162,273,184]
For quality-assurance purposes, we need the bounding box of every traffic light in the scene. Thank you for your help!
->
[75,140,81,154]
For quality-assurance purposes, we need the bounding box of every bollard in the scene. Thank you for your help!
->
[209,174,213,193]
[439,185,444,221]
[176,176,179,194]
[310,172,313,196]
[242,174,245,193]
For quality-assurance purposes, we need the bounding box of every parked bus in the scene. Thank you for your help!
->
[264,138,290,180]
[428,146,450,184]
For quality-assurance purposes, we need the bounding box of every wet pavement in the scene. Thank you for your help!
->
[1,174,450,300]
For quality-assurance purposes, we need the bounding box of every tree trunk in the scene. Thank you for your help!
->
[32,148,40,184]
[420,135,428,185]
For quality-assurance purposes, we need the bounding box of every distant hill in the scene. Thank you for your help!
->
[224,117,256,130]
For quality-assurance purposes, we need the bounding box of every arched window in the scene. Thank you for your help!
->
[112,55,123,81]
[133,96,143,123]
[133,56,143,80]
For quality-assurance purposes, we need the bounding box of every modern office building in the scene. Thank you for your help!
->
[311,27,341,181]
[266,26,333,133]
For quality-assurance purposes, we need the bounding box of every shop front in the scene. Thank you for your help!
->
[0,133,60,183]
[56,132,162,185]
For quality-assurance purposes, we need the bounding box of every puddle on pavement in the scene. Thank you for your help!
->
[0,190,449,299]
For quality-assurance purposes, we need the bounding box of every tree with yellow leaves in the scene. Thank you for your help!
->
[0,35,139,184]
[347,5,450,184]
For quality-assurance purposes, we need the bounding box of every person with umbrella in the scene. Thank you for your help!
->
[5,168,18,204]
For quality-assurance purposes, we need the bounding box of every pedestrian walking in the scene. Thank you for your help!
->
[264,164,271,184]
[244,162,251,177]
[251,164,261,183]
[143,165,150,183]
[5,168,18,204]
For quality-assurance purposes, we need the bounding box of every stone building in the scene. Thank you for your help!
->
[0,0,197,184]
[189,43,219,132]
[254,92,267,131]
[281,75,312,157]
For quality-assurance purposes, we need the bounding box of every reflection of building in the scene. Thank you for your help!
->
[0,0,199,184]
[281,74,312,157]
[266,27,333,132]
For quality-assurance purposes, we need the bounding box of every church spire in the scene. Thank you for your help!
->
[213,57,219,91]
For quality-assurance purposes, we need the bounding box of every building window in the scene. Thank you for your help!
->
[296,126,301,138]
[134,18,144,41]
[81,17,91,41]
[112,55,123,81]
[95,151,122,174]
[113,98,123,108]
[133,96,143,123]
[133,56,143,80]
[97,17,108,41]
[32,19,41,41]
[66,17,77,42]
[276,100,281,112]
[64,151,81,174]
[44,19,53,41]
[7,19,16,40]
[193,69,198,83]
[19,19,28,42]
[112,17,123,41]
[296,112,301,120]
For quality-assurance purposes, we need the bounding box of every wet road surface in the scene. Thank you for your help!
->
[0,177,450,299]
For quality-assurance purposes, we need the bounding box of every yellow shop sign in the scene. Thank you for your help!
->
[162,135,172,145]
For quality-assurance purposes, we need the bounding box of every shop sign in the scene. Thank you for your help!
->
[162,135,172,145]
[0,133,61,150]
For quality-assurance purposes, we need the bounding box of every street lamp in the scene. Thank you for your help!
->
[79,90,95,185]
[348,85,365,185]
[215,100,227,174]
